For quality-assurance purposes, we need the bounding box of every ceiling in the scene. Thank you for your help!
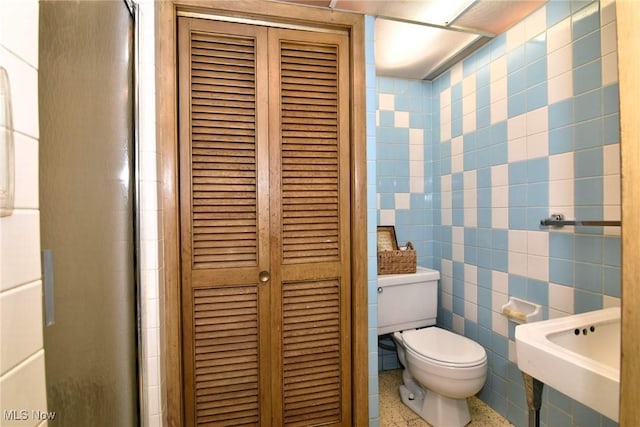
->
[277,0,547,80]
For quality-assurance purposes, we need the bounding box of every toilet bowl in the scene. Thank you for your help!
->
[377,267,488,426]
[392,327,487,427]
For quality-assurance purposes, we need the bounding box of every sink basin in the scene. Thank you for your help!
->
[515,307,620,421]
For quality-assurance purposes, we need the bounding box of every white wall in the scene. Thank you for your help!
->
[137,1,164,426]
[0,1,49,426]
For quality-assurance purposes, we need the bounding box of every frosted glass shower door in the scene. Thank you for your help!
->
[39,1,138,425]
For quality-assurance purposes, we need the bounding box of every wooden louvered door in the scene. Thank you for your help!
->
[268,29,351,427]
[178,17,352,427]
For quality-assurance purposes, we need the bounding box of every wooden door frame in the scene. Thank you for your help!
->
[617,1,640,425]
[155,2,368,425]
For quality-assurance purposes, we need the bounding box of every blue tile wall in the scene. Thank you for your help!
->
[371,1,621,426]
[365,15,380,427]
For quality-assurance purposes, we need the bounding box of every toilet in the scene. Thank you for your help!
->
[378,267,487,427]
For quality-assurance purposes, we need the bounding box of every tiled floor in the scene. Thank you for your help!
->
[379,369,514,427]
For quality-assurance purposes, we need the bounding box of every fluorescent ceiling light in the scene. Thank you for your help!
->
[375,18,479,79]
[278,0,548,79]
[334,0,477,28]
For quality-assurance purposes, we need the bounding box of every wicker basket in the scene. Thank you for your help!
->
[377,243,416,275]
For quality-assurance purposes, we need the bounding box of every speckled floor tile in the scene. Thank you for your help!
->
[379,369,514,427]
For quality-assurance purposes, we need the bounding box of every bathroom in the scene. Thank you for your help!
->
[371,0,624,426]
[1,0,639,426]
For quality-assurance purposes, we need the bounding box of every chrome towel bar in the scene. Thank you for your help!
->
[540,214,621,227]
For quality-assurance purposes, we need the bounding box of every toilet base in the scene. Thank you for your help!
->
[399,371,471,427]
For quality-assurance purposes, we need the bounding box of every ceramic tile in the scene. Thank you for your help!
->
[465,301,478,323]
[440,87,451,108]
[573,30,601,68]
[602,295,620,309]
[0,281,42,375]
[525,6,546,40]
[549,282,574,314]
[492,290,508,315]
[450,62,463,86]
[492,311,508,336]
[600,21,617,56]
[490,76,507,103]
[526,106,548,135]
[463,110,476,134]
[0,46,39,139]
[549,152,574,180]
[464,264,478,284]
[463,74,476,98]
[548,14,571,50]
[549,179,575,210]
[379,93,395,110]
[508,252,527,277]
[410,176,424,194]
[380,209,395,226]
[12,133,38,209]
[409,128,424,145]
[507,114,526,141]
[573,60,602,96]
[464,188,477,209]
[601,52,618,86]
[527,255,549,281]
[395,193,411,210]
[0,211,41,291]
[600,0,616,26]
[452,313,465,334]
[508,339,517,363]
[491,98,508,124]
[490,56,507,82]
[527,230,549,256]
[507,137,527,163]
[441,120,452,144]
[0,350,47,424]
[464,208,477,228]
[571,1,600,41]
[526,131,549,159]
[547,45,573,78]
[508,230,527,253]
[547,71,573,104]
[395,111,410,128]
[506,21,526,52]
[603,174,621,206]
[492,208,509,229]
[0,0,39,68]
[442,290,453,312]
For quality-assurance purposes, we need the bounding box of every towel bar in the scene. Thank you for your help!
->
[540,214,621,227]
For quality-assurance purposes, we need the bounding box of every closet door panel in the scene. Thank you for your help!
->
[179,17,354,426]
[178,18,271,427]
[269,29,352,426]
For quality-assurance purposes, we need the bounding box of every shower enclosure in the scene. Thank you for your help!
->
[39,1,139,425]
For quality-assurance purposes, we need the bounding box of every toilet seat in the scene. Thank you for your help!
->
[402,327,486,368]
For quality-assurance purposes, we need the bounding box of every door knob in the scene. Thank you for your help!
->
[259,271,270,283]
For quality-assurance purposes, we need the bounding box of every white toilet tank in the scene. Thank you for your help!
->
[377,266,440,335]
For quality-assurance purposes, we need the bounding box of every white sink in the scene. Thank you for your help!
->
[515,307,620,421]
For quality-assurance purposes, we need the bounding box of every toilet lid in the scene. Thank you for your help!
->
[402,327,486,367]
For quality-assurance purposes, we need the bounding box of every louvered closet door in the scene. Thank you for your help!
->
[178,17,352,427]
[268,29,352,427]
[178,18,272,427]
